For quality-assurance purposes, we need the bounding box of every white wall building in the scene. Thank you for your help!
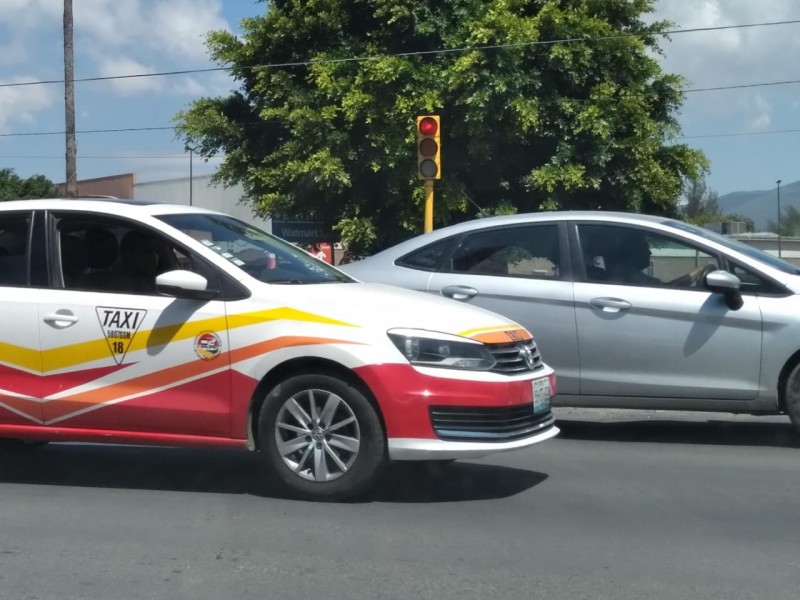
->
[134,174,271,231]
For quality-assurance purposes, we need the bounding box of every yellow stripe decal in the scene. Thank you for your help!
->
[0,307,356,373]
[0,341,42,372]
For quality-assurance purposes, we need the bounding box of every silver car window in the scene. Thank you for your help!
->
[447,224,561,279]
[578,224,718,289]
[665,219,800,275]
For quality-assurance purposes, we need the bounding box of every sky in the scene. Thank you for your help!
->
[0,0,799,196]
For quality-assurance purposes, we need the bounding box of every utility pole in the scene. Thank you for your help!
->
[63,0,77,197]
[189,147,194,206]
[777,179,782,258]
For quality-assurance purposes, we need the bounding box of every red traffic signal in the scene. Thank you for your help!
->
[416,115,441,181]
[418,116,438,136]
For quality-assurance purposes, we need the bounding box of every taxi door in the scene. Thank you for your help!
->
[0,210,44,426]
[37,212,232,438]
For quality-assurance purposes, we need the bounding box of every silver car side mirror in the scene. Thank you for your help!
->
[704,270,743,310]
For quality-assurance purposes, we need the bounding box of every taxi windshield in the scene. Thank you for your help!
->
[159,213,352,284]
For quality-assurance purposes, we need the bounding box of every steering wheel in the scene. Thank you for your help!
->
[691,263,718,288]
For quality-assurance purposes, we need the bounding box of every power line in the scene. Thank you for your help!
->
[0,155,225,159]
[680,128,800,139]
[0,126,176,137]
[685,78,800,93]
[3,124,800,146]
[1,19,799,89]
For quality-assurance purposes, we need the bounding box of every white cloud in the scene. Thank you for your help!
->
[74,0,229,62]
[0,0,61,27]
[653,1,800,87]
[150,0,228,61]
[747,94,772,132]
[96,56,164,95]
[0,76,57,132]
[650,1,800,132]
[0,41,28,66]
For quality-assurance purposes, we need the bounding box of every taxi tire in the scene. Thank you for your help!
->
[785,362,800,433]
[258,373,386,502]
[0,439,49,452]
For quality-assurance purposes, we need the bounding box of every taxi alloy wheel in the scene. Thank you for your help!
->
[784,362,800,434]
[259,373,386,501]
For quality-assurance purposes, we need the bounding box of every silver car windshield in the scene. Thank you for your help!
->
[664,219,800,275]
[159,213,352,284]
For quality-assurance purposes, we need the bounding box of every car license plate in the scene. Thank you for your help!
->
[532,377,551,413]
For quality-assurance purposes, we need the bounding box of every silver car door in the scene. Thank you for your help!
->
[573,223,762,401]
[427,222,580,395]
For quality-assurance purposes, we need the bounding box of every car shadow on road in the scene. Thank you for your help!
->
[0,444,547,503]
[369,462,548,504]
[557,418,800,448]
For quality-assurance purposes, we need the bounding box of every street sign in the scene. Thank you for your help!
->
[271,220,339,244]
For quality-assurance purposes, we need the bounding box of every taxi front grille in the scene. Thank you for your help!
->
[429,404,554,442]
[487,340,543,375]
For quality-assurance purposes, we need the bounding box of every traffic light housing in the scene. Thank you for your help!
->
[417,115,441,181]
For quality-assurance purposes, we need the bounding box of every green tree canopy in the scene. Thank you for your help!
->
[0,168,56,201]
[177,0,708,254]
[768,205,800,237]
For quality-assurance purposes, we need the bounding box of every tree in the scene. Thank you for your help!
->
[0,169,57,201]
[684,178,707,218]
[768,206,800,237]
[683,176,720,219]
[176,0,708,254]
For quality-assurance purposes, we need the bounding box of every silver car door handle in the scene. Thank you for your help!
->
[43,311,80,328]
[441,285,478,301]
[589,297,631,313]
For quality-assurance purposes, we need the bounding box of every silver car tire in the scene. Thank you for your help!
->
[258,373,386,501]
[785,362,800,434]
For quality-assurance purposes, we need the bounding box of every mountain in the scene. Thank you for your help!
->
[717,180,800,230]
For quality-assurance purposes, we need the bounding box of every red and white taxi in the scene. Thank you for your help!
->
[0,199,557,500]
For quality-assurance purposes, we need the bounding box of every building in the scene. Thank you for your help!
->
[56,173,135,199]
[729,232,800,265]
[134,174,271,230]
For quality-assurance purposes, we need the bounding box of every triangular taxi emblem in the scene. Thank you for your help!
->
[95,307,147,365]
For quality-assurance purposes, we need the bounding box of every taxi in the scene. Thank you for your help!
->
[0,199,557,500]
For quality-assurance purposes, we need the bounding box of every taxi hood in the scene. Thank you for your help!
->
[269,282,531,343]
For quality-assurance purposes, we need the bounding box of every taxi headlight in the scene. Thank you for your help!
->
[387,329,496,371]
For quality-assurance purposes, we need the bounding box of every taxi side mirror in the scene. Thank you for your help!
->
[156,270,219,301]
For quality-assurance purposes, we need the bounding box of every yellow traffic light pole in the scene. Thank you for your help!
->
[417,115,441,234]
[424,180,434,233]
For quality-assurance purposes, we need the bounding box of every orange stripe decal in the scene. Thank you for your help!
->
[43,336,356,424]
[466,328,532,344]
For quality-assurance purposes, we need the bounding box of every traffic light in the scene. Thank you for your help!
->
[417,115,441,180]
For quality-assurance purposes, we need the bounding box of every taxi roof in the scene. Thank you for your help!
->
[0,198,225,218]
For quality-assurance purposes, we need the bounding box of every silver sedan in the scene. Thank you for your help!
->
[340,211,800,432]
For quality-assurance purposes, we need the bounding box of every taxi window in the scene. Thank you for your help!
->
[159,213,352,285]
[54,214,226,296]
[0,213,32,287]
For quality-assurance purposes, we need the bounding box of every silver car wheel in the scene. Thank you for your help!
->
[274,388,361,482]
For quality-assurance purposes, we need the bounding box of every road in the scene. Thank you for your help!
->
[1,410,800,600]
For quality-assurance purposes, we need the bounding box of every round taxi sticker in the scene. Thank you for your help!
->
[194,331,222,360]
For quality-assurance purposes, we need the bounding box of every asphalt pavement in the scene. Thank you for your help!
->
[1,409,799,600]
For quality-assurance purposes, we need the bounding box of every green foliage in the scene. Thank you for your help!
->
[768,206,800,237]
[177,0,708,254]
[0,169,57,201]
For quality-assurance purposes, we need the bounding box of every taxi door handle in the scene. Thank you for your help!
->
[441,285,478,301]
[589,297,631,313]
[44,311,79,328]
